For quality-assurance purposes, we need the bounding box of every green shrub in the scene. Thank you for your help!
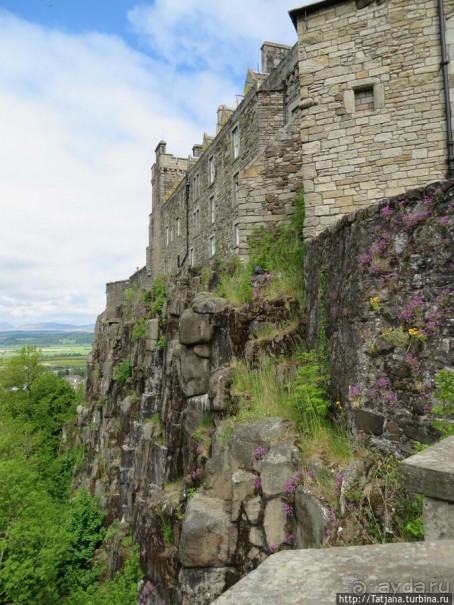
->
[132,319,146,341]
[216,189,305,304]
[152,275,167,316]
[290,352,330,429]
[113,358,132,383]
[432,369,454,437]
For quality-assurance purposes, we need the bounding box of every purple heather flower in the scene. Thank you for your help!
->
[269,543,279,553]
[141,547,147,557]
[380,205,393,217]
[254,476,262,490]
[335,471,344,489]
[284,533,295,544]
[349,385,361,399]
[196,443,204,454]
[254,445,267,460]
[346,502,357,511]
[283,502,294,517]
[376,377,390,389]
[437,216,450,225]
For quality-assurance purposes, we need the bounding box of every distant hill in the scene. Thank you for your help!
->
[0,322,95,333]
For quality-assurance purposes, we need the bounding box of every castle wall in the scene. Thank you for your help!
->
[293,0,454,238]
[148,45,302,275]
[304,179,454,449]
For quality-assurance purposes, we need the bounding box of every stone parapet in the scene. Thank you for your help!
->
[212,540,454,604]
[400,436,454,540]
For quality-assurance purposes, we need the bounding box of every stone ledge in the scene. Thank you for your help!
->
[212,541,454,604]
[399,436,454,502]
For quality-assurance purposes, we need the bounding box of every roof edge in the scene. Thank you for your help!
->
[289,0,348,29]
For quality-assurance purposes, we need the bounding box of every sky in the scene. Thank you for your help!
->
[0,0,306,327]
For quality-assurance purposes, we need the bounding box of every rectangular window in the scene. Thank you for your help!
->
[166,226,169,245]
[189,247,194,266]
[170,227,174,242]
[208,156,215,184]
[193,208,200,232]
[232,127,240,159]
[209,235,215,257]
[176,217,180,236]
[193,173,200,200]
[233,173,239,205]
[177,254,181,268]
[209,196,215,224]
[355,86,374,113]
[234,222,240,247]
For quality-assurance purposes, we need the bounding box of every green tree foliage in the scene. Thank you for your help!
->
[0,347,141,603]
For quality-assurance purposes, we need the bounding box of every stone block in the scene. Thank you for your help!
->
[179,567,231,605]
[263,498,287,548]
[179,494,237,567]
[423,497,454,540]
[294,487,327,548]
[354,408,384,435]
[179,309,213,345]
[232,469,256,520]
[260,443,298,497]
[208,366,233,411]
[146,318,160,341]
[212,541,454,605]
[244,496,263,525]
[192,292,228,314]
[178,347,209,397]
[399,436,454,502]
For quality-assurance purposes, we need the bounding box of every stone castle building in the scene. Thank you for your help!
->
[107,0,453,303]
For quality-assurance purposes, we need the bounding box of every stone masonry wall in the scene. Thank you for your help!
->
[304,179,454,453]
[294,0,454,238]
[146,44,301,277]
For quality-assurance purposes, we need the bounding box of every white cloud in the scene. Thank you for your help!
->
[128,0,297,76]
[0,2,303,326]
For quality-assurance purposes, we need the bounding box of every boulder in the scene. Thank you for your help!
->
[178,347,209,397]
[192,292,228,314]
[179,494,237,567]
[179,309,213,345]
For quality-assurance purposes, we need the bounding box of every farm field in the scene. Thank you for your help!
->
[0,331,93,373]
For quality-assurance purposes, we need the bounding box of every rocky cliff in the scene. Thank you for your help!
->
[71,273,308,604]
[70,181,453,605]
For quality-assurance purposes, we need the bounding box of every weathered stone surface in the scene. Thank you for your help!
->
[177,347,209,397]
[192,293,228,315]
[179,567,233,605]
[294,487,326,548]
[208,366,233,411]
[231,470,256,521]
[249,527,265,548]
[179,309,213,345]
[423,497,454,540]
[263,498,286,548]
[193,344,210,358]
[204,451,233,501]
[212,541,454,604]
[354,409,384,436]
[179,494,237,567]
[399,436,454,502]
[146,318,160,341]
[228,418,292,471]
[243,496,263,525]
[260,442,298,497]
[182,395,210,439]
